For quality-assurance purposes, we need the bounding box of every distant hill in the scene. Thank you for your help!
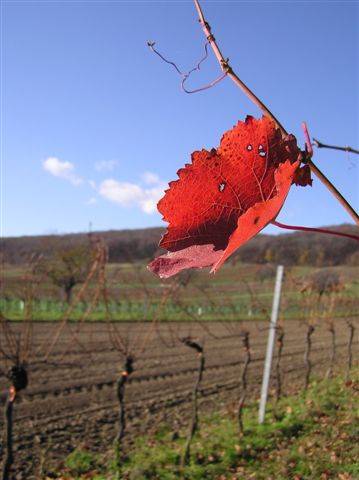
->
[1,224,358,267]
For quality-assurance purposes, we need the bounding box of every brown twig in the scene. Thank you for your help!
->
[194,0,285,135]
[304,324,315,390]
[346,321,355,380]
[193,0,359,225]
[275,326,285,403]
[238,331,251,435]
[1,366,28,480]
[1,387,15,480]
[180,338,205,466]
[114,356,134,477]
[326,324,336,379]
[313,138,359,155]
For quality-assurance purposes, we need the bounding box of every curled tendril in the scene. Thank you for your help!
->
[147,40,227,94]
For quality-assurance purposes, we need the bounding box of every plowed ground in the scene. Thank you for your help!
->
[0,318,357,478]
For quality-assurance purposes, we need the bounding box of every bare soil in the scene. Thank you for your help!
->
[0,318,357,478]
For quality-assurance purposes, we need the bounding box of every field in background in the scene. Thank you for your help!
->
[1,228,358,478]
[1,261,358,321]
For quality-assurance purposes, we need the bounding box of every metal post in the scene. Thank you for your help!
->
[258,265,284,424]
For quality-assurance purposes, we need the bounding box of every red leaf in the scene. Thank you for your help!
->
[293,164,313,187]
[148,244,223,279]
[148,116,307,278]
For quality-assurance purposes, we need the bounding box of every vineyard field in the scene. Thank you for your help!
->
[0,318,357,477]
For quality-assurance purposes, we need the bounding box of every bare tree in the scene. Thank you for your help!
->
[302,269,342,298]
[37,242,94,304]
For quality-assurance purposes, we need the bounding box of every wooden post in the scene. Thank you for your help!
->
[258,265,284,424]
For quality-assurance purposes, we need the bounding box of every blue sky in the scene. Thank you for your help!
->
[1,0,358,237]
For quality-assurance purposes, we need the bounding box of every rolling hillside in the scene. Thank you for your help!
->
[1,224,358,267]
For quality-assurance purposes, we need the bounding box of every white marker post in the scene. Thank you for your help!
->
[258,265,284,424]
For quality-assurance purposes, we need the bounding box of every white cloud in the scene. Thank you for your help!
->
[99,180,143,206]
[43,157,83,186]
[94,160,119,172]
[142,171,160,185]
[98,178,165,214]
[140,186,166,213]
[42,156,165,215]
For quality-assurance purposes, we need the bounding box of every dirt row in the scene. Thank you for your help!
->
[0,318,357,478]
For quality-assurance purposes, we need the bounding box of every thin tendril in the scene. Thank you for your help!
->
[188,41,210,74]
[147,41,227,94]
[181,71,227,94]
[148,42,183,75]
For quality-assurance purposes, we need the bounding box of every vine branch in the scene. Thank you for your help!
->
[193,0,359,226]
[193,0,286,134]
[313,138,359,155]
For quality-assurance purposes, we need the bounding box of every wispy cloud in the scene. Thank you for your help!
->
[43,157,83,186]
[141,185,166,214]
[142,171,160,185]
[94,160,119,172]
[43,156,165,214]
[98,178,166,214]
[99,180,143,206]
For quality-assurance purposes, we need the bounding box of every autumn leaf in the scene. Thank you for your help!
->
[148,116,311,278]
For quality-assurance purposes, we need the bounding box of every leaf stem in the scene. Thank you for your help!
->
[193,0,359,226]
[301,122,313,157]
[272,220,359,241]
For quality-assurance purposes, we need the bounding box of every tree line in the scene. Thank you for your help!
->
[1,224,358,267]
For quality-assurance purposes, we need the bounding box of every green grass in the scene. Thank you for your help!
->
[2,301,357,322]
[58,371,358,479]
[2,261,358,321]
[65,449,99,475]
